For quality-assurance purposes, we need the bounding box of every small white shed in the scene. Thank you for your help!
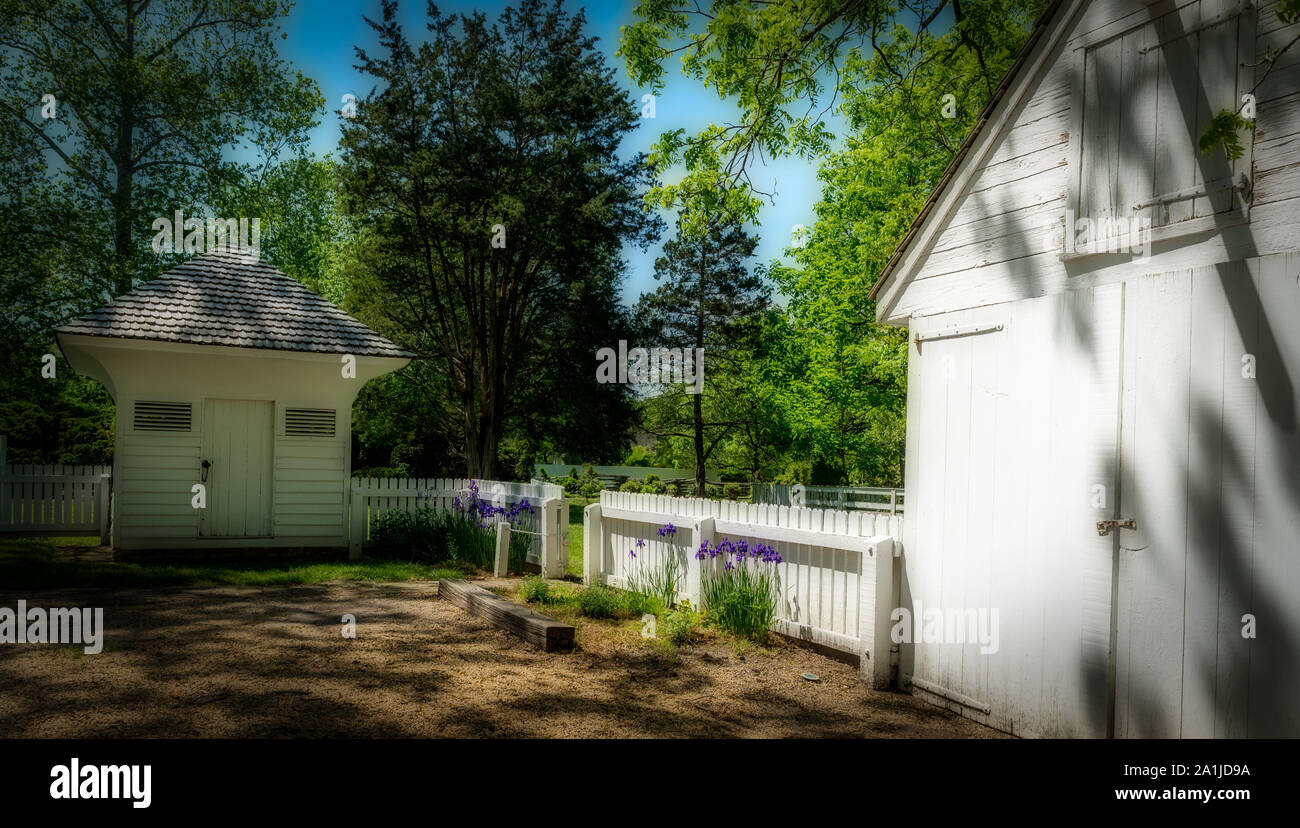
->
[56,250,411,554]
[872,0,1299,737]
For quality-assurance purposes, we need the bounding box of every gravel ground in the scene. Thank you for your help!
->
[0,580,1005,738]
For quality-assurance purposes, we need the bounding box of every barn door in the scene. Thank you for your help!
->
[200,399,274,538]
[1113,255,1300,738]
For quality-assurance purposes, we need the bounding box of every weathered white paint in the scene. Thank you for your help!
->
[200,399,273,538]
[878,0,1300,738]
[57,334,407,551]
[876,0,1300,324]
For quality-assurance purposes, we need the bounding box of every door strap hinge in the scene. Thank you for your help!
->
[1097,518,1136,536]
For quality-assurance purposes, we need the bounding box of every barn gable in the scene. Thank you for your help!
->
[872,0,1300,324]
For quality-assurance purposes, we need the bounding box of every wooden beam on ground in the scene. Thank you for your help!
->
[438,579,574,651]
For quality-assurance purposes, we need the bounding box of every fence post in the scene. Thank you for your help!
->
[687,515,715,608]
[859,536,896,689]
[97,473,111,545]
[348,483,365,560]
[494,520,511,577]
[583,502,602,585]
[540,496,565,578]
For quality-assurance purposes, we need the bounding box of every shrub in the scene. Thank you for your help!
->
[370,506,451,563]
[578,585,620,619]
[519,575,549,603]
[641,473,667,495]
[698,538,782,641]
[723,483,742,501]
[620,479,643,493]
[620,589,664,618]
[580,481,602,498]
[370,481,538,573]
[665,606,700,645]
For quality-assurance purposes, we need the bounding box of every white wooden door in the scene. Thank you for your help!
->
[1114,254,1300,738]
[200,399,274,538]
[901,284,1122,738]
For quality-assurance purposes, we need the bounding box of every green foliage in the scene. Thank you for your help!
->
[627,542,682,608]
[640,473,668,495]
[701,564,777,642]
[0,537,463,590]
[577,585,621,619]
[520,575,550,603]
[1200,108,1254,161]
[580,481,604,499]
[621,444,655,467]
[370,507,454,563]
[620,479,644,493]
[620,0,1045,229]
[620,589,665,617]
[636,219,770,494]
[369,507,530,573]
[0,0,321,299]
[665,605,701,645]
[338,0,659,479]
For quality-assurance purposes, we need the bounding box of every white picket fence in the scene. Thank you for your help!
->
[0,436,112,541]
[349,477,569,576]
[585,490,902,687]
[752,483,904,514]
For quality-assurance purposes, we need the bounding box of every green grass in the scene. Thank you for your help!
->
[566,497,587,579]
[0,537,468,589]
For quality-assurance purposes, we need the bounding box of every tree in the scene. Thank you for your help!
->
[620,0,1046,229]
[0,0,322,297]
[637,218,770,494]
[338,0,660,479]
[759,1,1043,485]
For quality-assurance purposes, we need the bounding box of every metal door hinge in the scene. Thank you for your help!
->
[1097,518,1136,536]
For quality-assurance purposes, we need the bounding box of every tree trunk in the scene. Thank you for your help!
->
[112,19,137,297]
[693,390,705,496]
[694,242,707,497]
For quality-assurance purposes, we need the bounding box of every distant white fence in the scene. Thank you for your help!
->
[585,490,902,687]
[752,483,904,514]
[0,436,112,541]
[349,477,569,576]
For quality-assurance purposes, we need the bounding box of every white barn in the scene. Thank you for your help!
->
[55,250,411,555]
[872,0,1299,737]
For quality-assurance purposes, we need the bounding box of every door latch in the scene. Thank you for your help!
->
[201,459,212,483]
[1096,518,1136,536]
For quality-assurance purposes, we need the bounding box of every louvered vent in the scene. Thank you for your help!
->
[285,408,336,437]
[133,401,192,432]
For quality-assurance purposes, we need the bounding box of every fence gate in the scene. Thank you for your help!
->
[0,435,112,542]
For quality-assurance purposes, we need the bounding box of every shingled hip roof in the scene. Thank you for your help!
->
[56,249,414,358]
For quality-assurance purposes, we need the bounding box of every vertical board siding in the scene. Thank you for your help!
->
[903,286,1122,738]
[888,1,1300,323]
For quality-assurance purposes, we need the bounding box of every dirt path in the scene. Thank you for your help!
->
[0,581,1004,738]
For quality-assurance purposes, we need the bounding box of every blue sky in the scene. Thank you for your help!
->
[276,0,847,305]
